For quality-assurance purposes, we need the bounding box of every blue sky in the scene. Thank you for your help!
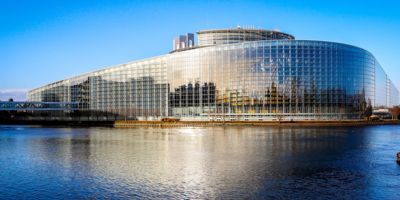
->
[1,0,400,100]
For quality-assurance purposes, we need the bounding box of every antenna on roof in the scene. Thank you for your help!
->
[274,28,281,32]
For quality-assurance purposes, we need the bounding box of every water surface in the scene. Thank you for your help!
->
[0,125,400,199]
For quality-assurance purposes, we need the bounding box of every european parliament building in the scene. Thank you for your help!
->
[28,27,399,121]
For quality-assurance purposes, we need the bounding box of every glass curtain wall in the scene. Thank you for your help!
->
[167,40,377,120]
[28,40,398,120]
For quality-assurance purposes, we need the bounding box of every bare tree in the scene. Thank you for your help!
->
[363,99,373,120]
[389,106,400,120]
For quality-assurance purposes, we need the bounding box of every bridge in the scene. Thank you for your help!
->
[0,102,79,111]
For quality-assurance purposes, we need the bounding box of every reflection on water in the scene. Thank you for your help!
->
[0,126,400,199]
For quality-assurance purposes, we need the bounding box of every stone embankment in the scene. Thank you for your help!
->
[114,120,400,128]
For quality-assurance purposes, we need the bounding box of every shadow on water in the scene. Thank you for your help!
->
[0,125,400,199]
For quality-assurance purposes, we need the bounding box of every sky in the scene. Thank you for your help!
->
[1,0,400,100]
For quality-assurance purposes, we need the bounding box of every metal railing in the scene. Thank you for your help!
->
[0,102,79,111]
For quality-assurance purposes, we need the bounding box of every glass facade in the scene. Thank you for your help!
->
[28,29,399,121]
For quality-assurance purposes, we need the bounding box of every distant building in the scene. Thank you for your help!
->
[373,108,392,119]
[28,27,399,121]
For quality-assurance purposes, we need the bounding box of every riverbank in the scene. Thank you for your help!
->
[114,120,400,128]
[1,119,399,128]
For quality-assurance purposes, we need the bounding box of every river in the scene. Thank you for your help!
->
[0,125,399,199]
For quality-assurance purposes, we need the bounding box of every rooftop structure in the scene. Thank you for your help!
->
[197,27,294,46]
[173,33,195,51]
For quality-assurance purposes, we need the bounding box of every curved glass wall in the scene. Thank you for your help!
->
[28,40,399,120]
